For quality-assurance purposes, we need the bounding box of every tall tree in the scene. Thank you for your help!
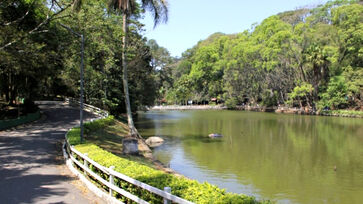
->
[107,0,168,138]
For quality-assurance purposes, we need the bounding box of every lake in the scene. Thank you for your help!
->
[136,110,363,204]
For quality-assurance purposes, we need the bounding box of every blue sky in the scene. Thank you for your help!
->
[140,0,328,57]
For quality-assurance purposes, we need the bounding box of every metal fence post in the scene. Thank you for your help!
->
[109,166,115,196]
[163,187,171,204]
[83,153,88,176]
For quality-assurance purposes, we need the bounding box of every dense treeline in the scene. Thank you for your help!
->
[0,0,65,107]
[0,0,157,115]
[1,0,362,116]
[160,0,362,110]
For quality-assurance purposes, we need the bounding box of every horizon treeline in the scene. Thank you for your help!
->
[155,0,362,110]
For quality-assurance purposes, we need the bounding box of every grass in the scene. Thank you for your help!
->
[82,116,156,168]
[85,118,127,155]
[321,109,363,117]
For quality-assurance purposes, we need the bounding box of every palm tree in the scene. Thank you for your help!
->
[107,0,168,139]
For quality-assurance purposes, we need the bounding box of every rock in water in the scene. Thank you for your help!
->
[208,133,223,138]
[145,136,164,148]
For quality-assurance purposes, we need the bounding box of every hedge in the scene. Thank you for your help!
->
[67,117,270,204]
[0,111,40,130]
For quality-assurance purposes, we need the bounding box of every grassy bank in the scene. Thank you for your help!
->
[67,116,269,204]
[320,109,363,118]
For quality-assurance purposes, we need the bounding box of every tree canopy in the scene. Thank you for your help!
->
[0,0,161,116]
[1,0,362,115]
[158,0,362,110]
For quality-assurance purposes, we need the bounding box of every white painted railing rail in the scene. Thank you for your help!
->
[65,97,109,118]
[64,137,193,204]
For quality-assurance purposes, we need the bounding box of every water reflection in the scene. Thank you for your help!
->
[136,110,363,204]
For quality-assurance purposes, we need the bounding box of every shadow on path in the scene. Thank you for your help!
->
[0,101,103,204]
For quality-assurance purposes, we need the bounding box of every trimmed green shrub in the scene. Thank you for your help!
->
[67,127,82,145]
[83,115,115,134]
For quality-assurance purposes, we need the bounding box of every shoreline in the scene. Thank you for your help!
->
[151,105,226,110]
[150,105,363,118]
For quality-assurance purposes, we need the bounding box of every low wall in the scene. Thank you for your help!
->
[0,111,41,130]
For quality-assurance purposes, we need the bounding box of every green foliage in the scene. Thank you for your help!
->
[0,0,159,114]
[261,91,278,107]
[67,127,82,145]
[159,1,362,111]
[84,116,115,134]
[225,98,238,109]
[0,0,67,103]
[146,39,176,104]
[170,75,193,101]
[60,0,158,114]
[321,109,363,117]
[67,116,115,145]
[319,76,348,109]
[288,82,314,107]
[1,0,361,113]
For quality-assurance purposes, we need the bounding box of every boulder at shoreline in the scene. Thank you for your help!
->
[145,136,164,147]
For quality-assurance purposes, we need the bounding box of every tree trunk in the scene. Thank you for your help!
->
[3,73,10,102]
[121,13,139,139]
[299,98,302,109]
[280,91,285,104]
[9,74,15,106]
[305,96,311,108]
[299,64,306,82]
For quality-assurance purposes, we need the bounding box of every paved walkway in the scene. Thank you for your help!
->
[0,101,105,204]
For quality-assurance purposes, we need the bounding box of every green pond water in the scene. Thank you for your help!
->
[135,110,363,204]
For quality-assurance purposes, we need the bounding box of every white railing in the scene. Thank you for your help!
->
[63,139,193,204]
[65,97,109,118]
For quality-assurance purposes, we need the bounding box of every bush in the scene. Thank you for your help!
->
[83,115,115,134]
[261,90,278,107]
[67,116,115,144]
[287,82,313,107]
[319,76,348,110]
[225,98,238,109]
[67,116,270,204]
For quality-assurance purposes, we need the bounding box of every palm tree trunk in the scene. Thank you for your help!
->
[122,12,139,138]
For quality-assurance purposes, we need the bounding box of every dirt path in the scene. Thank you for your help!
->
[0,101,105,204]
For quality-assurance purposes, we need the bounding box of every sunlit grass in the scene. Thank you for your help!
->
[322,109,363,117]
